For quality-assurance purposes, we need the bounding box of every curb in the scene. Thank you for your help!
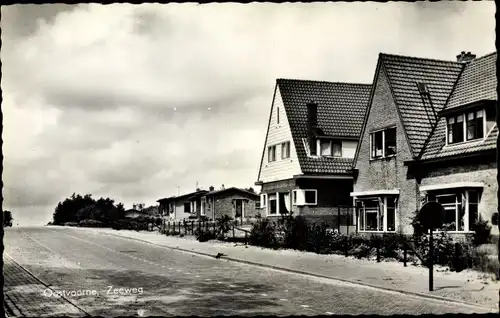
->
[4,253,91,317]
[87,228,496,312]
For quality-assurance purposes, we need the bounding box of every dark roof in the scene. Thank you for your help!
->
[445,52,497,110]
[380,54,464,157]
[187,190,209,201]
[419,52,497,160]
[203,187,259,199]
[277,79,371,174]
[421,120,497,160]
[157,190,208,203]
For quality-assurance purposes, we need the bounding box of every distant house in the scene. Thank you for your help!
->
[157,189,209,220]
[255,78,371,222]
[141,205,160,217]
[200,186,260,221]
[124,209,151,219]
[351,51,497,235]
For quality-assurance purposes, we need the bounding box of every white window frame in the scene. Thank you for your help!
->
[429,190,478,233]
[260,194,268,208]
[267,193,278,216]
[292,190,298,205]
[357,196,398,233]
[369,127,396,160]
[303,189,318,206]
[445,108,486,146]
[281,141,291,159]
[318,139,342,158]
[268,145,276,162]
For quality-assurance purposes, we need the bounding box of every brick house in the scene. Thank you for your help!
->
[157,189,208,220]
[351,51,497,235]
[200,186,260,221]
[255,78,371,224]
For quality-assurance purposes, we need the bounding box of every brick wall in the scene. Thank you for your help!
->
[212,192,260,220]
[420,157,498,235]
[353,67,419,234]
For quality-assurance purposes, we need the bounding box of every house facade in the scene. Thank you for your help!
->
[157,189,208,220]
[352,51,497,235]
[255,79,371,226]
[200,186,260,221]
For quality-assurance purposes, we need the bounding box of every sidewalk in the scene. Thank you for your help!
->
[73,227,499,311]
[3,254,87,317]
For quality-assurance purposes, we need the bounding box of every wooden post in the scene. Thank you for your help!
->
[344,235,348,257]
[403,243,408,267]
[191,221,194,235]
[173,221,175,233]
[376,241,381,263]
[429,229,434,291]
[338,206,341,233]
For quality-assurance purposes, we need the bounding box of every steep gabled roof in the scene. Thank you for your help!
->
[277,79,371,174]
[420,52,497,161]
[380,54,464,157]
[445,52,497,110]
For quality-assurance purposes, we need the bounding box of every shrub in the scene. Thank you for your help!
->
[471,215,492,246]
[78,219,105,228]
[216,215,233,238]
[249,218,278,248]
[277,214,309,250]
[195,228,216,242]
[63,221,79,227]
[307,222,331,254]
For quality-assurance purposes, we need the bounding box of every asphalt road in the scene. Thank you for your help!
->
[4,227,489,316]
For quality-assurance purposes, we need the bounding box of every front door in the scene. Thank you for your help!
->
[235,199,243,220]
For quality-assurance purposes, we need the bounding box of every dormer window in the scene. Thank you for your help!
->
[319,139,342,157]
[466,109,484,140]
[446,109,485,145]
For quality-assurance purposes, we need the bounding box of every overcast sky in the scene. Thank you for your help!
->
[1,2,495,226]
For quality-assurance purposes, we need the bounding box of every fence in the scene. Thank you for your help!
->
[161,219,253,240]
[297,206,357,235]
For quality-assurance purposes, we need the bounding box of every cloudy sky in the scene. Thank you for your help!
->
[1,2,495,226]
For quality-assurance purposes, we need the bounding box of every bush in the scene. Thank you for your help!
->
[63,222,79,227]
[307,222,331,254]
[471,215,492,246]
[249,218,278,248]
[195,229,216,242]
[216,215,233,238]
[78,219,106,228]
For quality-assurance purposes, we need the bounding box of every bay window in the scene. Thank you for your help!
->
[370,127,396,159]
[426,189,480,232]
[292,189,317,206]
[268,194,277,215]
[357,196,397,232]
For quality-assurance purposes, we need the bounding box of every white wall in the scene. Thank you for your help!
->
[258,86,302,183]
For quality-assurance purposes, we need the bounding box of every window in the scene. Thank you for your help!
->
[447,114,464,144]
[466,110,484,141]
[281,141,290,159]
[357,196,397,232]
[370,127,396,159]
[260,194,267,208]
[184,202,191,213]
[384,128,396,156]
[268,145,276,162]
[293,190,297,205]
[255,201,261,209]
[427,190,479,232]
[319,139,342,157]
[277,107,280,124]
[268,194,277,215]
[387,197,396,232]
[468,191,479,231]
[304,190,317,205]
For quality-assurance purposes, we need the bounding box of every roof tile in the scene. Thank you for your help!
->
[277,79,371,174]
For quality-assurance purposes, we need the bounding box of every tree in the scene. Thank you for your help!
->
[3,211,13,227]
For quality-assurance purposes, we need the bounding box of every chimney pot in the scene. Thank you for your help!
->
[456,51,476,63]
[209,186,214,192]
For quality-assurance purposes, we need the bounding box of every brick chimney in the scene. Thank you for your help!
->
[307,102,318,155]
[221,184,225,190]
[456,51,476,63]
[209,186,215,192]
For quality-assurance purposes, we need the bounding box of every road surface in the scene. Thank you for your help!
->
[4,227,490,316]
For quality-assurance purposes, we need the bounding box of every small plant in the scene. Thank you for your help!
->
[249,218,278,248]
[471,215,492,246]
[215,215,233,239]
